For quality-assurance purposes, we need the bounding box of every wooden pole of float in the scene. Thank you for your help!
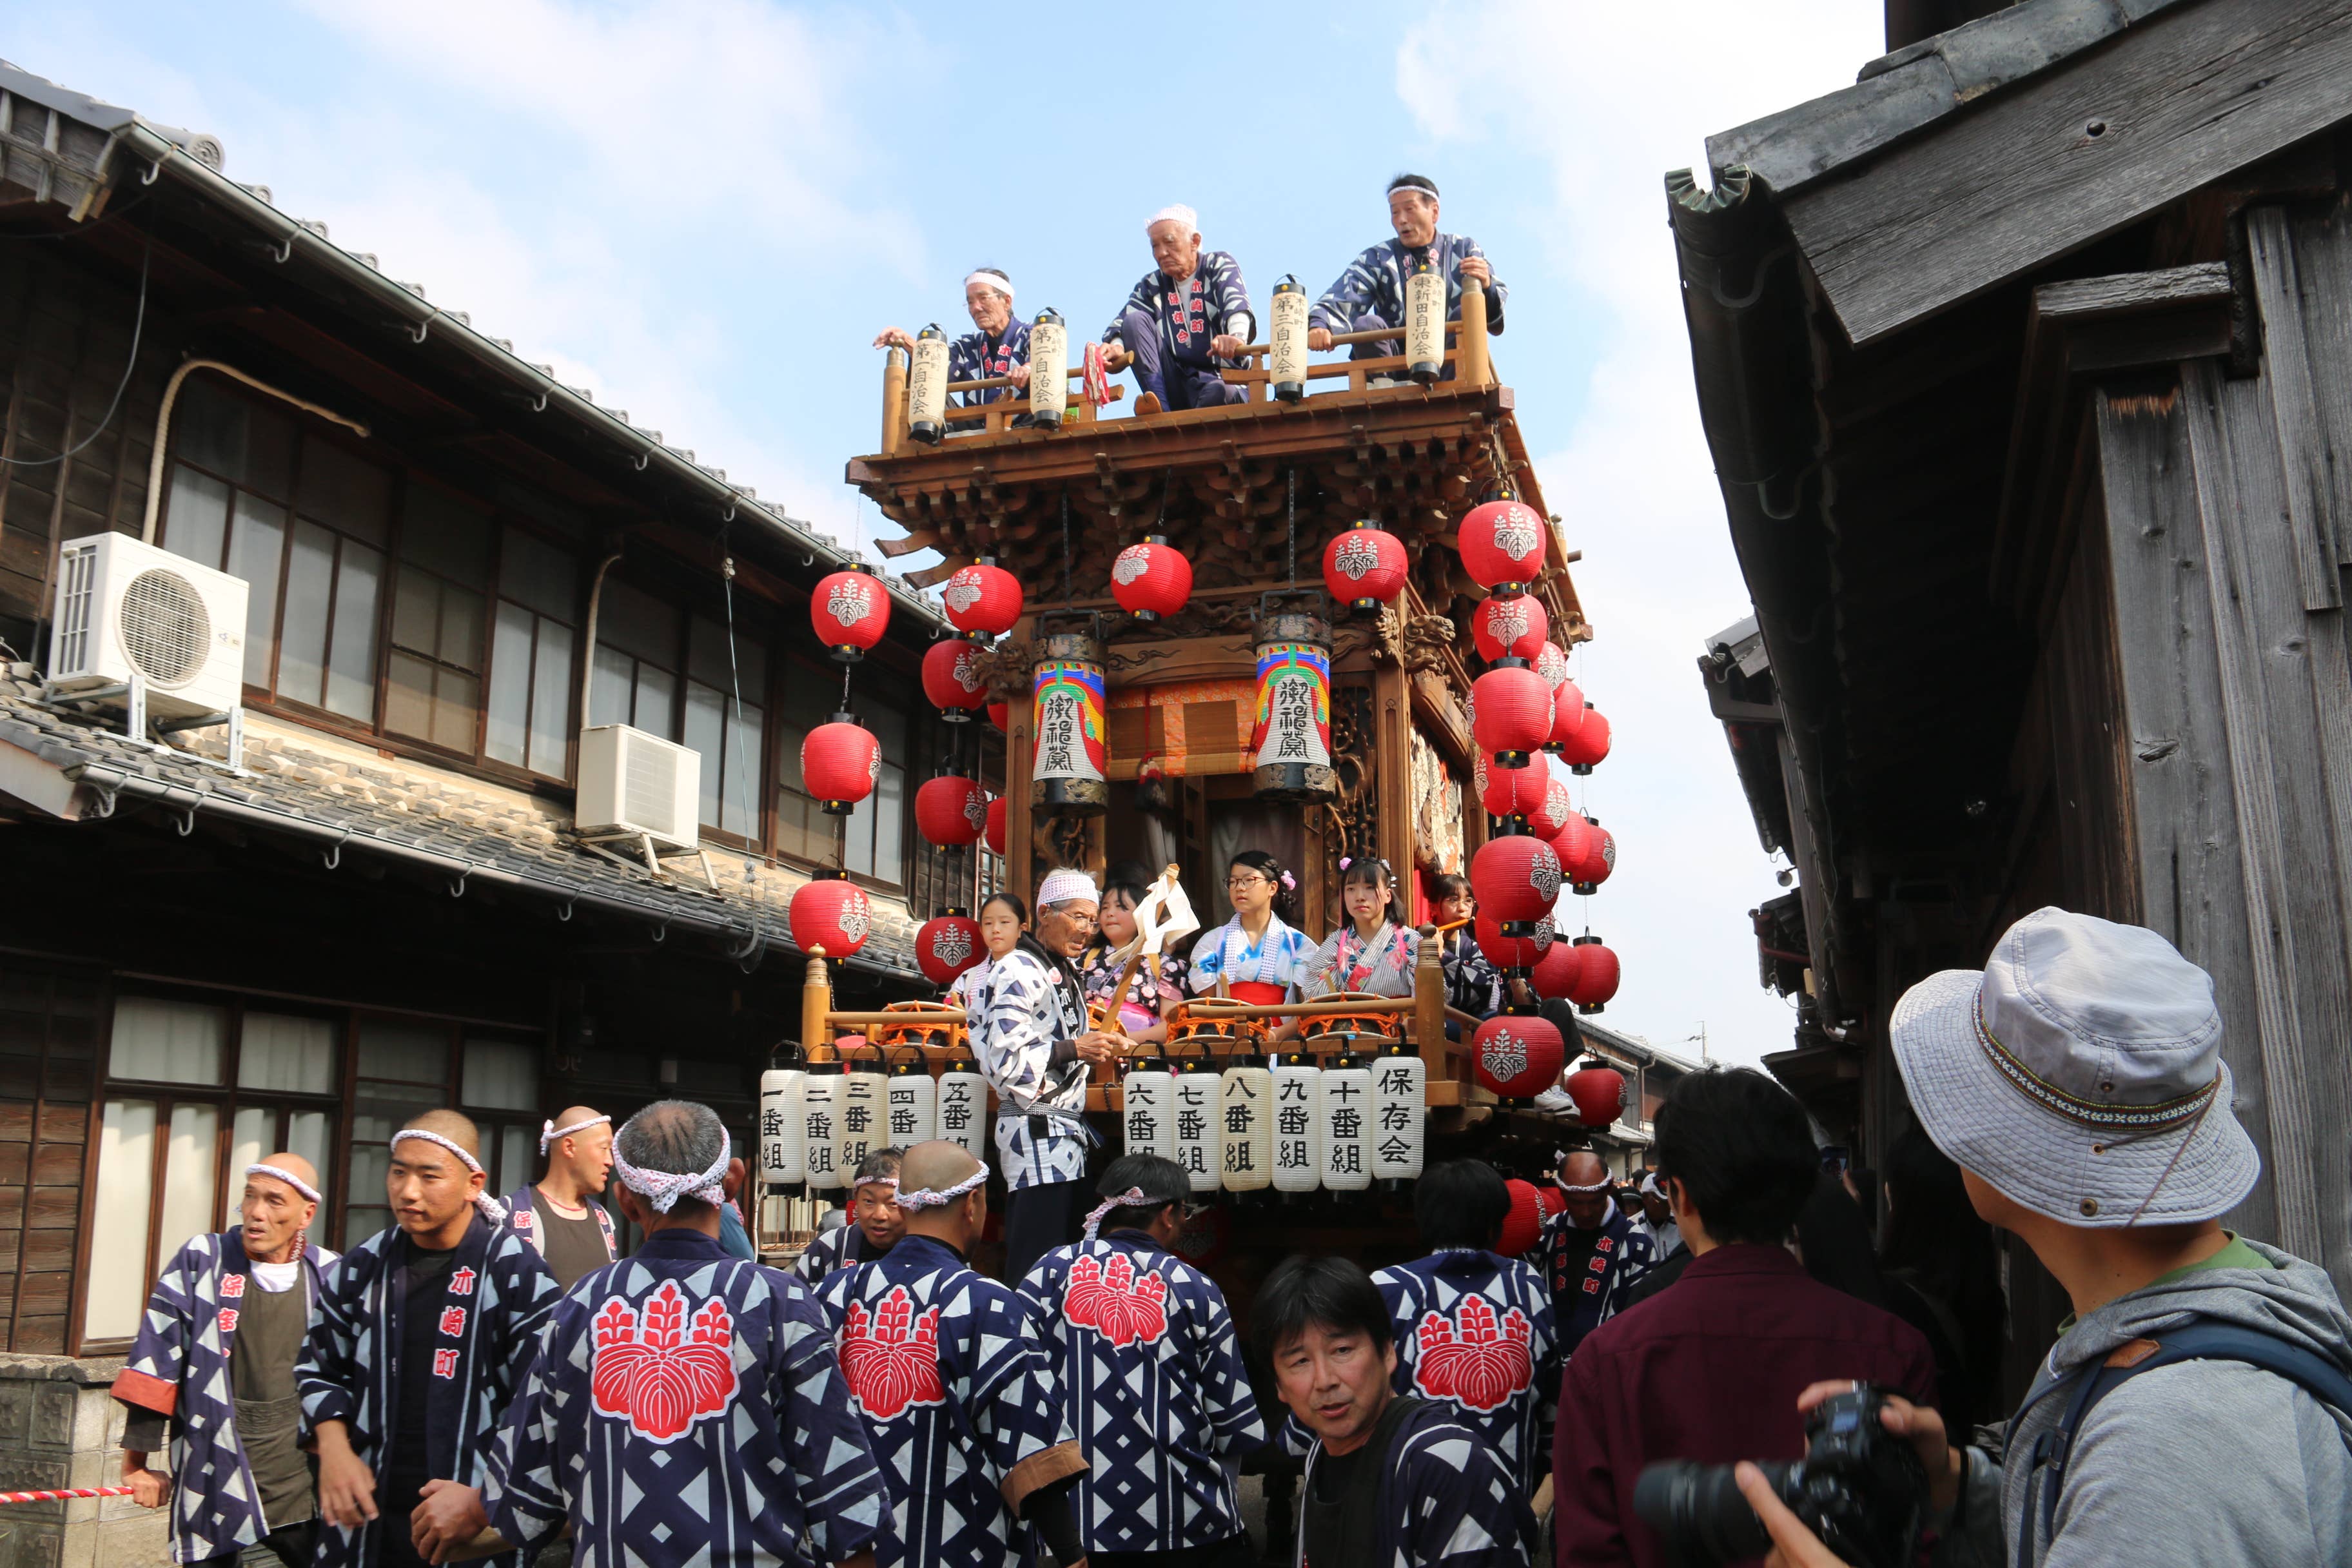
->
[1458,279,1491,387]
[1414,925,1449,1081]
[801,948,832,1057]
[879,347,908,456]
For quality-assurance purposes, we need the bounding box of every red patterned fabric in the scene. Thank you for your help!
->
[837,1285,947,1420]
[1061,1252,1170,1348]
[589,1280,734,1442]
[1412,1293,1535,1413]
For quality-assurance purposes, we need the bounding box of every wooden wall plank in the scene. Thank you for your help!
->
[2284,196,2352,567]
[2245,207,2340,609]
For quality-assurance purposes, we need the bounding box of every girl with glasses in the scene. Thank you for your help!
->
[1188,851,1315,1035]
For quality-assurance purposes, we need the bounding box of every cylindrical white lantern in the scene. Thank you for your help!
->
[1370,1046,1427,1184]
[837,1060,887,1182]
[1121,1061,1176,1162]
[758,1067,807,1188]
[1272,1052,1322,1195]
[802,1066,845,1191]
[1174,1059,1219,1195]
[937,1058,990,1162]
[1028,308,1068,427]
[1405,262,1444,385]
[1219,1055,1274,1193]
[888,1064,937,1148]
[1318,1053,1374,1192]
[908,324,950,444]
[1269,277,1309,404]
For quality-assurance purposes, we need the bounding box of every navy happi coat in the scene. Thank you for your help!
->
[948,318,1032,407]
[1101,251,1255,371]
[1536,1199,1656,1357]
[115,1231,337,1564]
[816,1234,1086,1568]
[296,1211,557,1568]
[1309,234,1508,336]
[502,1182,618,1265]
[1019,1230,1265,1554]
[1297,1400,1539,1568]
[483,1227,890,1567]
[1373,1250,1558,1494]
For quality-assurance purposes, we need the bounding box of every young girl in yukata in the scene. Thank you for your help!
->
[1077,878,1189,1046]
[1188,850,1317,1039]
[1305,856,1420,997]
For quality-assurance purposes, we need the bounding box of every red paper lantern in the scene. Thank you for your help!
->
[1323,521,1409,611]
[1471,663,1553,765]
[1549,679,1587,750]
[1482,762,1571,838]
[1472,1011,1566,1101]
[988,701,1010,734]
[1476,911,1555,970]
[1110,536,1193,621]
[1535,1183,1567,1219]
[941,560,1024,637]
[922,636,990,718]
[1535,641,1571,692]
[1559,706,1612,774]
[1549,813,1592,879]
[1531,938,1585,1001]
[1471,593,1549,663]
[801,716,878,816]
[984,796,1006,856]
[1457,498,1548,589]
[1496,1179,1544,1258]
[914,774,986,848]
[1567,937,1622,1014]
[1471,832,1563,926]
[915,908,983,986]
[790,874,872,958]
[1566,1060,1627,1127]
[810,564,890,662]
[1573,821,1617,893]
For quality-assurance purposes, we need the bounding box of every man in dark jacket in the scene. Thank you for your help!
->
[1534,1150,1653,1357]
[1551,1068,1937,1568]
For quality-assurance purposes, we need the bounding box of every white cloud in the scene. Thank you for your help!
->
[1398,1,1883,1065]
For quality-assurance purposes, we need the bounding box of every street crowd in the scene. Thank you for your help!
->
[112,902,2352,1568]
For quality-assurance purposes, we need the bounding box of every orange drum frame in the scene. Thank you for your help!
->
[866,998,966,1057]
[1296,992,1405,1053]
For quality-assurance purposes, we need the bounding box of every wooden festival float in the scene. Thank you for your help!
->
[754,276,1632,1299]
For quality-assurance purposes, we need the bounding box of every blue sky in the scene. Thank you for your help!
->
[12,1,1888,1066]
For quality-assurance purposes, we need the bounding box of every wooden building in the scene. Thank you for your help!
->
[1677,0,2352,1384]
[0,54,960,1489]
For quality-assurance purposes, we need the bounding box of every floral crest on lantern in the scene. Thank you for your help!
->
[1333,534,1381,582]
[1493,505,1542,566]
[838,890,873,945]
[1485,599,1531,643]
[827,576,872,623]
[952,647,983,691]
[929,924,972,968]
[1536,643,1570,690]
[1481,1026,1528,1083]
[867,752,881,784]
[1112,545,1153,586]
[962,793,986,831]
[943,571,985,615]
[1530,852,1562,903]
[1545,781,1572,827]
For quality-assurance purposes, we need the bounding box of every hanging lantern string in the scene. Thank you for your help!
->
[1286,468,1298,590]
[718,536,757,876]
[1152,466,1175,538]
[1061,485,1074,609]
[1488,429,1516,501]
[839,662,854,710]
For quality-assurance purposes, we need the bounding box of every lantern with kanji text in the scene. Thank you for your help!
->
[801,1063,844,1190]
[1122,1052,1175,1162]
[1270,275,1310,402]
[801,715,877,816]
[1317,1050,1373,1193]
[907,324,950,445]
[1369,1041,1426,1187]
[810,563,890,663]
[1472,1008,1566,1103]
[790,872,872,958]
[1472,660,1552,768]
[1471,592,1549,663]
[942,558,1024,638]
[1271,1049,1322,1198]
[1112,536,1193,622]
[1219,1050,1274,1196]
[1252,596,1337,803]
[922,635,990,719]
[1458,498,1547,589]
[758,1063,807,1190]
[887,1050,938,1146]
[1028,308,1069,428]
[1175,1055,1219,1195]
[1032,623,1108,816]
[1405,255,1445,384]
[937,1047,989,1162]
[1322,521,1409,614]
[915,774,986,848]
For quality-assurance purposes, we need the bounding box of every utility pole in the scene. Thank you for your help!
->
[1683,1022,1709,1061]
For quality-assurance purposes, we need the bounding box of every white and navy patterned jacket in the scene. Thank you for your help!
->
[483,1227,889,1567]
[948,317,1031,407]
[296,1212,558,1568]
[1187,914,1316,999]
[501,1182,618,1265]
[1295,1399,1541,1567]
[115,1231,338,1564]
[1101,251,1255,370]
[1375,1250,1559,1496]
[1309,234,1508,337]
[972,946,1092,1191]
[1020,1230,1265,1555]
[796,1222,887,1288]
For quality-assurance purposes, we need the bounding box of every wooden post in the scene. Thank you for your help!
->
[1375,656,1415,908]
[1006,646,1035,901]
[880,348,908,456]
[801,950,832,1055]
[1415,924,1448,1077]
[1459,279,1491,387]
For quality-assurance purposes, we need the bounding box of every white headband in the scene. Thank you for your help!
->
[1083,1185,1154,1241]
[854,1175,901,1195]
[245,1163,322,1205]
[540,1113,611,1156]
[1558,1177,1612,1193]
[964,270,1013,300]
[897,1162,991,1210]
[612,1128,732,1215]
[1147,204,1199,233]
[388,1130,509,1222]
[1038,868,1099,908]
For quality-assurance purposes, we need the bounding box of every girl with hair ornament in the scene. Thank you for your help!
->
[1187,851,1317,1036]
[1304,856,1421,999]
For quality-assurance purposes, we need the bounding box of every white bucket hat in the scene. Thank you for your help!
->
[1890,907,2258,1228]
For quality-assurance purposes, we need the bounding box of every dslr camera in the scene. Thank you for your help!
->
[1632,1386,1928,1568]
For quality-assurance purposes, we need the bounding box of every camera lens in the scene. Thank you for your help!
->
[1632,1462,1783,1565]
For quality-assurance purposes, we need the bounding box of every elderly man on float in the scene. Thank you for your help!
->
[1101,204,1254,415]
[873,268,1030,409]
[1309,173,1505,377]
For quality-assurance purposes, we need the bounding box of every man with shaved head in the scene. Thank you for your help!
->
[115,1153,340,1566]
[502,1104,618,1291]
[816,1141,1090,1568]
[298,1110,556,1568]
[1535,1148,1655,1358]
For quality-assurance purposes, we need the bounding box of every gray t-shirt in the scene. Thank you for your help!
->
[536,1200,614,1291]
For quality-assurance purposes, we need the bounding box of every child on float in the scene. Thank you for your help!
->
[1187,850,1317,1039]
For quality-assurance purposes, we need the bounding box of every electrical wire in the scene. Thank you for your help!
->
[718,544,757,876]
[1,237,150,468]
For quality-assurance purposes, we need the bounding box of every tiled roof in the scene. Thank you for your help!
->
[0,682,921,979]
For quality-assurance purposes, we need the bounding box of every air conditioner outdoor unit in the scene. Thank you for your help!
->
[576,724,700,854]
[46,533,248,721]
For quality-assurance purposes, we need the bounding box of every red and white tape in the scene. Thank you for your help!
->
[0,1487,135,1504]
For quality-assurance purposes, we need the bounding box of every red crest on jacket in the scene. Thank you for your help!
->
[1411,1293,1534,1413]
[838,1286,947,1420]
[589,1280,736,1442]
[1063,1251,1170,1348]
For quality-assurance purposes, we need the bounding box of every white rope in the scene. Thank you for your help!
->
[898,1162,991,1210]
[1558,1178,1611,1193]
[612,1128,732,1215]
[1082,1185,1152,1242]
[540,1113,612,1157]
[245,1163,322,1205]
[388,1130,509,1222]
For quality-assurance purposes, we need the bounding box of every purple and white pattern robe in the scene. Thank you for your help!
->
[502,1182,618,1263]
[1536,1198,1657,1357]
[794,1222,886,1288]
[1297,1400,1539,1568]
[1373,1250,1558,1494]
[1019,1230,1265,1554]
[1309,234,1508,337]
[1101,251,1255,370]
[970,948,1091,1191]
[948,317,1032,407]
[815,1234,1086,1568]
[113,1231,337,1564]
[295,1211,557,1568]
[482,1227,889,1567]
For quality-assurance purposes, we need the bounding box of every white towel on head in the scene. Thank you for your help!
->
[1037,869,1099,908]
[1147,204,1199,233]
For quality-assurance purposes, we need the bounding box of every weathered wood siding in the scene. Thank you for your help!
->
[0,961,97,1354]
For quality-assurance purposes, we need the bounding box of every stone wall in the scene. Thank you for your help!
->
[0,1355,164,1568]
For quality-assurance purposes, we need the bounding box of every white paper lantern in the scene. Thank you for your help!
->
[1405,264,1445,384]
[1318,1055,1374,1192]
[802,1068,845,1190]
[908,326,950,444]
[1219,1057,1275,1193]
[1029,309,1069,427]
[1272,1054,1322,1194]
[758,1068,807,1186]
[837,1063,887,1180]
[888,1067,937,1148]
[1370,1048,1427,1183]
[1174,1062,1219,1195]
[937,1063,990,1162]
[1122,1064,1176,1161]
[1269,277,1309,404]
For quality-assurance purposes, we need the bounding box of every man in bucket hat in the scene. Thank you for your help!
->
[1756,908,2352,1567]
